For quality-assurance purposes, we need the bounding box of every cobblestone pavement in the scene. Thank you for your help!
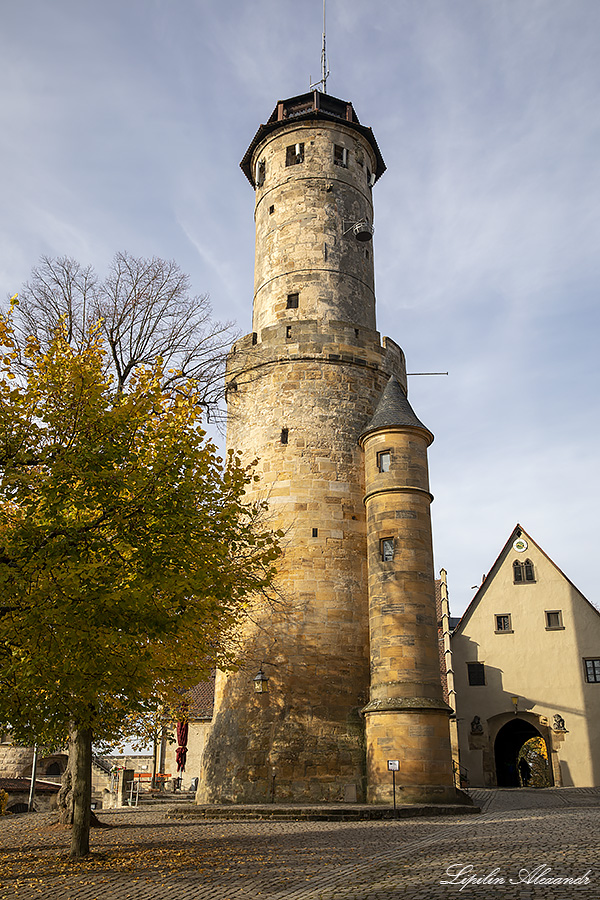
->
[0,789,598,900]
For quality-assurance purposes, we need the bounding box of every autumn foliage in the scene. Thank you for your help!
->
[0,300,280,854]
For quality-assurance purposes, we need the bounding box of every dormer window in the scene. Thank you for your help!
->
[286,143,304,166]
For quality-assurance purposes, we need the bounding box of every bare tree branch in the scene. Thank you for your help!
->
[10,253,236,422]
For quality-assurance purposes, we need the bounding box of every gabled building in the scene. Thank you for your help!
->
[451,525,600,788]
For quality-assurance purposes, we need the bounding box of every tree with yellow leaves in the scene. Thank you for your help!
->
[0,301,280,857]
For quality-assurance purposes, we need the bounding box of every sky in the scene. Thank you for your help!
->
[1,0,599,616]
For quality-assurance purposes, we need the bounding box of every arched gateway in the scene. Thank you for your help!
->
[494,718,553,787]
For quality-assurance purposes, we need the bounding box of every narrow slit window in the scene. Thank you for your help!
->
[286,325,292,339]
[380,538,394,562]
[377,450,391,473]
[280,428,288,445]
[269,204,275,214]
[312,528,318,538]
[286,293,299,309]
[255,159,266,187]
[251,332,258,345]
[286,143,304,166]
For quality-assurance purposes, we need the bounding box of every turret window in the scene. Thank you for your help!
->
[377,450,391,473]
[286,293,299,309]
[333,144,348,168]
[286,143,304,166]
[380,538,394,562]
[255,160,266,187]
[513,559,535,583]
[280,428,289,445]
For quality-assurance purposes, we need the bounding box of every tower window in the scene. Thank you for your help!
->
[280,428,288,444]
[377,450,391,473]
[584,659,600,683]
[545,610,564,630]
[269,204,275,214]
[286,293,299,309]
[251,332,258,345]
[513,559,535,583]
[286,143,304,166]
[312,528,318,538]
[467,662,486,686]
[380,538,394,562]
[333,144,348,167]
[286,325,292,339]
[495,614,512,633]
[255,159,266,187]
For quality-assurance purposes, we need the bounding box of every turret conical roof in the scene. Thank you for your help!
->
[359,376,433,444]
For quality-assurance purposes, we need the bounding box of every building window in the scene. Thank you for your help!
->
[269,204,275,214]
[467,662,486,686]
[513,559,535,583]
[251,332,258,345]
[377,450,391,473]
[286,293,299,309]
[255,159,266,187]
[545,610,564,630]
[380,538,394,562]
[286,143,304,166]
[495,614,512,633]
[312,528,318,538]
[280,427,288,444]
[286,325,292,339]
[333,144,348,167]
[584,659,600,683]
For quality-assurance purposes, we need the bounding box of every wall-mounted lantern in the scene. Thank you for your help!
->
[511,696,519,714]
[253,667,269,694]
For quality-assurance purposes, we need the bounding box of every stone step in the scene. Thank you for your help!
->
[168,802,480,821]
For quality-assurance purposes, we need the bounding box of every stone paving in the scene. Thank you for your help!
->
[0,788,598,899]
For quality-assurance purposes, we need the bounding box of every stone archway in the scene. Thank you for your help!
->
[494,718,553,787]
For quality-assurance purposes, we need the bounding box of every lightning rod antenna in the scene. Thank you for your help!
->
[310,0,330,93]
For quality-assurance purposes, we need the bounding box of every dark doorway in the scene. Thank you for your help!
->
[494,719,552,787]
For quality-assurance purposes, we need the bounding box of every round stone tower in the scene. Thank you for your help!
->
[197,90,453,805]
[359,377,455,803]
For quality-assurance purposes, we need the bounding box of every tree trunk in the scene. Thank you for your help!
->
[57,725,93,857]
[70,725,92,858]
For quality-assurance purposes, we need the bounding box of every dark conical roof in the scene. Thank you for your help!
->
[359,376,433,443]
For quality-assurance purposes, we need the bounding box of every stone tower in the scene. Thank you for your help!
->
[197,90,455,805]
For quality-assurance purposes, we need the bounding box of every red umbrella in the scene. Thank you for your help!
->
[175,720,188,773]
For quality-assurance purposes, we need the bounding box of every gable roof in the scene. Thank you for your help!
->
[452,523,600,635]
